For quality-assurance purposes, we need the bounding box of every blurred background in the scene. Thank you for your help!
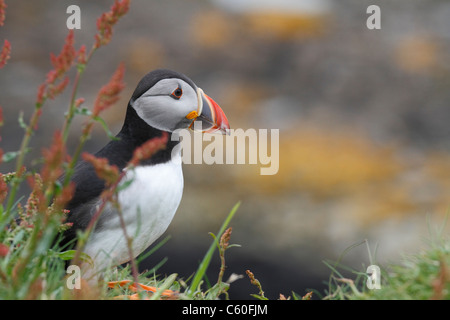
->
[1,0,450,299]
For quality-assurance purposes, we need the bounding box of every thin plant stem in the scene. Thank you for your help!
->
[188,202,240,297]
[61,47,96,143]
[114,193,140,286]
[3,101,46,221]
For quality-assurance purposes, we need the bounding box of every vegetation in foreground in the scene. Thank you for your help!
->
[321,220,450,300]
[0,0,448,300]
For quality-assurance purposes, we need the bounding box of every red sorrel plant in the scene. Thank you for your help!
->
[0,0,242,300]
[0,39,10,69]
[0,0,6,27]
[0,1,9,70]
[0,0,143,299]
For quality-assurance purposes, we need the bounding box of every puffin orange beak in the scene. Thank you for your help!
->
[189,88,230,135]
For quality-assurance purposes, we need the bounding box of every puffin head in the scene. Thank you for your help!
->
[129,69,230,134]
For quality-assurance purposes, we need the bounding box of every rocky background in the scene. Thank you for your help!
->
[1,0,449,299]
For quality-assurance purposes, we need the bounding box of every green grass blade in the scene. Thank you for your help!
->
[187,201,240,297]
[149,273,177,300]
[136,235,171,265]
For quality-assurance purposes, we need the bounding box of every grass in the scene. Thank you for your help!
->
[187,201,240,299]
[0,199,242,300]
[320,219,450,300]
[103,202,243,300]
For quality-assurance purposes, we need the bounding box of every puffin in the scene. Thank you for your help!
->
[60,69,230,283]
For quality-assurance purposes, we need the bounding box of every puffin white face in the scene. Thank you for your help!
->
[131,78,199,132]
[129,70,230,134]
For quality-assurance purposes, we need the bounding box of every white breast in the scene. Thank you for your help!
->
[83,154,183,275]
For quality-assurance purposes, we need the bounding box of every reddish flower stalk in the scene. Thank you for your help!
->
[47,76,70,100]
[94,0,130,49]
[220,227,232,251]
[41,131,66,186]
[0,0,6,27]
[81,153,120,186]
[62,1,129,143]
[63,1,131,142]
[46,30,76,85]
[0,173,7,203]
[25,174,42,218]
[76,44,87,65]
[36,83,46,106]
[36,130,76,215]
[92,62,125,116]
[246,270,265,298]
[34,30,76,108]
[0,39,11,68]
[129,132,169,166]
[53,183,75,212]
[0,243,9,257]
[26,174,47,217]
[217,227,232,290]
[74,97,85,109]
[61,64,125,187]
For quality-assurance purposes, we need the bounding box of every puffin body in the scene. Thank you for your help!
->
[82,154,184,271]
[61,69,229,277]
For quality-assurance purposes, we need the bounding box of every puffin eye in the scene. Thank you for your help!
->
[170,87,183,100]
